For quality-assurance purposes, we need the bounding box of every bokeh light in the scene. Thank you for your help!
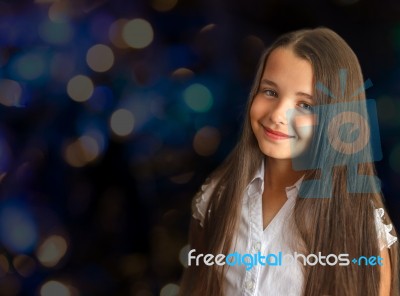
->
[241,35,265,63]
[14,53,46,80]
[151,0,178,12]
[122,19,154,49]
[160,283,179,296]
[0,254,9,277]
[183,83,213,112]
[193,126,220,156]
[38,20,73,45]
[84,129,107,154]
[199,23,215,34]
[110,109,135,137]
[169,172,194,184]
[0,204,38,253]
[77,135,100,162]
[48,0,70,22]
[178,244,190,267]
[109,18,129,48]
[40,280,72,296]
[0,79,23,107]
[63,135,100,167]
[37,235,68,267]
[12,255,36,277]
[86,44,115,72]
[242,35,264,50]
[171,68,194,81]
[67,75,94,102]
[0,172,7,183]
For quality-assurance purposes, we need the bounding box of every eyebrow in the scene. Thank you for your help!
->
[260,79,314,100]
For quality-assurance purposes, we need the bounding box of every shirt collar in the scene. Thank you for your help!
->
[247,160,265,197]
[250,159,265,184]
[247,159,305,200]
[285,175,304,200]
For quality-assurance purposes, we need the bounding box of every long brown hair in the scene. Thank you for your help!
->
[180,27,399,296]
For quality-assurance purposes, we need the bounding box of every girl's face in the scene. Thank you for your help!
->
[250,47,316,160]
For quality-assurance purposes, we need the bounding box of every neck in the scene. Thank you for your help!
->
[264,157,303,191]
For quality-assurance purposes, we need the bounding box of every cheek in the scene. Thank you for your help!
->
[293,114,317,139]
[297,126,313,140]
[249,101,258,124]
[249,97,264,122]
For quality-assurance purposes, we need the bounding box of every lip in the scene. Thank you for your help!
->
[263,126,294,140]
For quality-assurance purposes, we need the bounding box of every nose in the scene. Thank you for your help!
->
[269,100,290,125]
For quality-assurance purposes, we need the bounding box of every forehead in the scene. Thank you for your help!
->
[261,47,314,91]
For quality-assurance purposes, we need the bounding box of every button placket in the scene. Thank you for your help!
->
[252,241,261,252]
[245,279,255,291]
[243,189,262,295]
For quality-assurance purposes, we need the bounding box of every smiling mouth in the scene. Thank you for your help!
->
[263,126,295,140]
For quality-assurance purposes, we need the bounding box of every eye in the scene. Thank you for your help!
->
[298,102,313,112]
[260,89,278,97]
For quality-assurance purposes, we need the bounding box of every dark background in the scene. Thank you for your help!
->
[0,0,399,295]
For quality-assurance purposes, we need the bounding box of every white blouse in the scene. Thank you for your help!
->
[192,161,398,296]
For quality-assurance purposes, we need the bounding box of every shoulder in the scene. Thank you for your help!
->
[191,179,218,227]
[374,207,398,250]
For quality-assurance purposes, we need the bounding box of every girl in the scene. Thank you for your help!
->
[179,28,399,296]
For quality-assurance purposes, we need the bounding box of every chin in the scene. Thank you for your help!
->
[259,149,292,160]
[257,144,290,159]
